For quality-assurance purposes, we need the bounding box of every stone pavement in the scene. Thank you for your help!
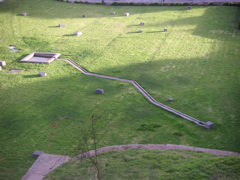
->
[22,153,70,180]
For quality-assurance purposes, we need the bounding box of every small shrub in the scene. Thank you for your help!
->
[170,3,180,6]
[129,2,135,6]
[95,2,105,5]
[182,2,190,6]
[208,2,217,6]
[223,2,240,6]
[138,3,148,6]
[149,2,161,6]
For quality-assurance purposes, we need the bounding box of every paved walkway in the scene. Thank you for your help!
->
[22,153,70,180]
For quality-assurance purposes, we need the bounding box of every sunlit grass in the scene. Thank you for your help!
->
[0,0,239,179]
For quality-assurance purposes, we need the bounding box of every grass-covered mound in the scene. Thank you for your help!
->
[0,0,239,179]
[46,149,240,179]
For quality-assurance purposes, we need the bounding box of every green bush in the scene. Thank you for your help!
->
[208,2,217,6]
[182,2,190,6]
[149,2,161,6]
[138,3,148,6]
[223,2,240,6]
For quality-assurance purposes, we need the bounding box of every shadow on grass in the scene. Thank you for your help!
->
[0,0,186,20]
[146,31,165,33]
[48,26,59,28]
[1,53,240,180]
[128,24,142,27]
[23,74,40,78]
[127,31,141,34]
[63,34,76,37]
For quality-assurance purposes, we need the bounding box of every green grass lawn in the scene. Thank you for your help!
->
[0,0,240,179]
[46,149,240,180]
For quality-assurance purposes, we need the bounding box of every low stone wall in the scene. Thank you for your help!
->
[65,0,240,4]
[106,0,240,3]
[72,144,240,161]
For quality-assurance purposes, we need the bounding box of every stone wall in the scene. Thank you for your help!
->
[67,0,240,4]
[106,0,240,3]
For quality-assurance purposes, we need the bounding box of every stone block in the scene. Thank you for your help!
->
[82,14,86,18]
[0,61,6,66]
[32,151,43,159]
[112,12,116,15]
[164,28,168,32]
[96,89,104,94]
[140,22,144,26]
[75,31,82,36]
[124,13,129,16]
[9,69,22,73]
[9,45,16,49]
[139,29,143,33]
[187,6,192,10]
[9,49,20,52]
[204,121,214,129]
[21,13,28,16]
[39,72,47,77]
[168,98,174,102]
[59,24,66,27]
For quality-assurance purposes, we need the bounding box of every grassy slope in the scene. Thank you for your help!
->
[46,149,240,180]
[0,0,239,179]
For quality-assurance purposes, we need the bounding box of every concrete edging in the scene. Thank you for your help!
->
[57,58,214,129]
[72,144,240,161]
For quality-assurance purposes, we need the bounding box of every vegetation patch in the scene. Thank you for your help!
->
[137,123,161,131]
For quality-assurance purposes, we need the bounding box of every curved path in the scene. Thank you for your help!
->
[72,144,240,161]
[57,58,214,129]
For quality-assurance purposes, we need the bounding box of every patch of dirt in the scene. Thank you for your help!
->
[210,30,224,33]
[9,69,22,73]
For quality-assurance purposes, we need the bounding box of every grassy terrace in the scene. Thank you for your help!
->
[46,149,240,179]
[0,0,240,179]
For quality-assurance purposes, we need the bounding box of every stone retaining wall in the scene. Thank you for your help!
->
[72,144,240,161]
[66,0,240,4]
[106,0,240,3]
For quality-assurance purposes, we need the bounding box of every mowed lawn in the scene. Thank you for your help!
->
[0,0,240,179]
[46,149,240,179]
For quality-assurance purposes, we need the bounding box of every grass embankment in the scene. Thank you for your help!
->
[0,0,239,179]
[46,149,240,179]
